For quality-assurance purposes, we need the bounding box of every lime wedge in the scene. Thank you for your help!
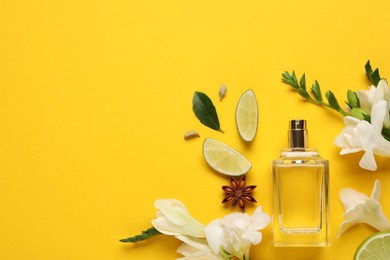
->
[202,138,252,176]
[236,89,258,142]
[354,232,390,260]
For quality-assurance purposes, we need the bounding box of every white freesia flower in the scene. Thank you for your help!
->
[334,100,390,171]
[151,199,205,238]
[176,235,223,260]
[357,79,390,128]
[204,206,270,260]
[337,179,390,237]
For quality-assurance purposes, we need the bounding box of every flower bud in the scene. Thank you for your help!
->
[350,107,369,120]
[347,89,360,108]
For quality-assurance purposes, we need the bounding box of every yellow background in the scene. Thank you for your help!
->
[1,0,390,259]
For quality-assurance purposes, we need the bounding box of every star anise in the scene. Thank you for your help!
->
[222,176,257,210]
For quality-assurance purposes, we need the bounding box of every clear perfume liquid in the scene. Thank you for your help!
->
[272,149,329,247]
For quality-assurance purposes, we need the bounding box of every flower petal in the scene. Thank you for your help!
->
[338,180,390,237]
[340,188,369,212]
[152,216,187,236]
[356,85,376,113]
[176,236,222,260]
[155,199,190,226]
[250,206,271,230]
[370,100,386,133]
[152,199,205,238]
[242,231,262,245]
[337,218,360,238]
[359,149,377,171]
[370,179,381,202]
[176,236,210,252]
[334,116,363,154]
[360,199,390,231]
[204,219,225,254]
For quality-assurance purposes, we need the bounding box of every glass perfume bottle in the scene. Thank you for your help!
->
[272,120,329,247]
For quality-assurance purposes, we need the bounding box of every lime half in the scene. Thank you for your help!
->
[236,89,258,142]
[354,232,390,260]
[202,138,252,176]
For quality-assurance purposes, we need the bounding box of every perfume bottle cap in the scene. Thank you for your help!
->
[288,119,308,148]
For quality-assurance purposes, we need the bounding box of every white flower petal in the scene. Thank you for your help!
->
[360,199,390,231]
[356,85,376,113]
[204,206,270,259]
[343,201,366,220]
[152,216,184,236]
[340,188,369,211]
[370,179,381,202]
[339,147,363,155]
[176,254,222,260]
[337,218,360,238]
[344,115,362,126]
[152,199,205,238]
[374,80,387,102]
[204,219,224,254]
[176,236,222,260]
[334,116,363,155]
[242,231,262,245]
[336,81,390,171]
[155,199,190,225]
[359,149,377,171]
[177,243,202,257]
[176,236,210,252]
[338,180,390,237]
[250,206,271,230]
[376,80,390,128]
[370,100,386,133]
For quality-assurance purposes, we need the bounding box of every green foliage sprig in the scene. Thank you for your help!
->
[282,71,347,116]
[282,60,390,142]
[119,227,161,243]
[365,60,382,86]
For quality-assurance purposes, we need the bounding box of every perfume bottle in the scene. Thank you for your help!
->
[272,120,329,247]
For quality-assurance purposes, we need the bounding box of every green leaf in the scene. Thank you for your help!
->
[282,70,347,117]
[325,90,346,116]
[363,113,371,122]
[347,89,359,108]
[193,91,224,133]
[311,80,323,101]
[298,88,312,100]
[282,71,299,89]
[119,227,161,243]
[299,73,306,90]
[372,69,381,86]
[382,128,390,142]
[365,60,381,86]
[291,71,298,84]
[365,60,374,81]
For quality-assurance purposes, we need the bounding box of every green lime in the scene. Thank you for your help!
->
[354,231,390,260]
[235,89,258,142]
[203,138,252,176]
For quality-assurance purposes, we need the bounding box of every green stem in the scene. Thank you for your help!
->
[119,227,161,243]
[320,101,347,116]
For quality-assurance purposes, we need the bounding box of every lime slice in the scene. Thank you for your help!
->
[236,89,258,142]
[202,138,252,176]
[354,232,390,260]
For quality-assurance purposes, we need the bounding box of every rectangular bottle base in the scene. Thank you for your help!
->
[273,241,330,247]
[272,227,330,247]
